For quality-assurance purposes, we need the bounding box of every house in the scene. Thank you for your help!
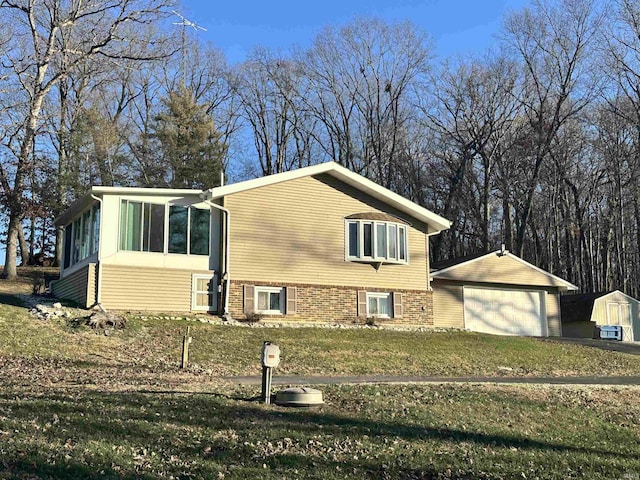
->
[51,162,451,324]
[430,249,578,337]
[560,291,639,342]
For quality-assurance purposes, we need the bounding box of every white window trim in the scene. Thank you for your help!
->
[118,200,211,256]
[63,203,100,271]
[345,219,409,265]
[255,286,285,315]
[191,274,217,312]
[366,292,392,318]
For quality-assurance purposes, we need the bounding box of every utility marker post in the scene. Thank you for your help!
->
[260,341,280,404]
[181,326,192,369]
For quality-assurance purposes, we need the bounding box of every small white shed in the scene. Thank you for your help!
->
[561,291,639,342]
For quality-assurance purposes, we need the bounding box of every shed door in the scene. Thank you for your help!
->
[463,287,546,336]
[607,302,634,342]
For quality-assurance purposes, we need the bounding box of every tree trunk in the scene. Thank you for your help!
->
[1,212,21,280]
[18,223,30,266]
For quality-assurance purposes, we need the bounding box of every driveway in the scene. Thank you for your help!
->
[225,374,640,386]
[541,337,640,355]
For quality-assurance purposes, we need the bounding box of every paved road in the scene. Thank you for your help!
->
[225,374,640,386]
[541,337,640,355]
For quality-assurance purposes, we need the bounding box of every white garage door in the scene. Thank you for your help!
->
[463,287,547,336]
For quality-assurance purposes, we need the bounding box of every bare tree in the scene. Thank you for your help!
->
[300,18,432,177]
[0,0,173,279]
[502,0,604,257]
[423,55,522,257]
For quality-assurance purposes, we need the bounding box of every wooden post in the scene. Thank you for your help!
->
[181,326,191,369]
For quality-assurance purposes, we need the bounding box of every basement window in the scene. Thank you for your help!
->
[256,286,285,315]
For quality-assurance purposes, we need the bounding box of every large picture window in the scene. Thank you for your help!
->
[119,201,210,256]
[346,219,408,264]
[120,200,165,253]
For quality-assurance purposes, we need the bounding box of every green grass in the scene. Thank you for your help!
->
[2,292,640,478]
[0,383,639,479]
[1,299,640,378]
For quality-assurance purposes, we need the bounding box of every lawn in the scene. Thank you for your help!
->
[1,273,640,479]
[1,382,639,479]
[1,298,640,379]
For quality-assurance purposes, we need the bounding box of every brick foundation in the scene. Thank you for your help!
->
[228,280,433,325]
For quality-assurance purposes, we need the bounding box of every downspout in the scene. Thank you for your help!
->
[90,193,105,311]
[201,194,232,320]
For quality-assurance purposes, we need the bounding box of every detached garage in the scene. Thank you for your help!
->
[431,250,578,337]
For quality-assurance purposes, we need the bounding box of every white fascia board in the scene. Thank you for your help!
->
[55,186,205,226]
[204,161,452,234]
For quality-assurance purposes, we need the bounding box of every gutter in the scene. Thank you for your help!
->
[90,194,105,311]
[201,194,232,320]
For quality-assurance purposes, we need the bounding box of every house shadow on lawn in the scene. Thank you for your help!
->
[0,388,635,479]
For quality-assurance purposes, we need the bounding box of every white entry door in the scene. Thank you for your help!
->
[464,287,546,336]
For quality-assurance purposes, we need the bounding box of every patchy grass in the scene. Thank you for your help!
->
[1,275,640,478]
[1,298,640,378]
[0,382,639,479]
[0,266,58,295]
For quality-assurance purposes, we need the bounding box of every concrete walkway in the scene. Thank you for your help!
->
[225,374,640,386]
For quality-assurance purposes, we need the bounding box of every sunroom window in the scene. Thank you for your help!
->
[119,200,165,253]
[346,217,408,264]
[119,201,210,255]
[63,203,101,270]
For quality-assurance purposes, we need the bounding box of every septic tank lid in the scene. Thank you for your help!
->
[275,387,324,407]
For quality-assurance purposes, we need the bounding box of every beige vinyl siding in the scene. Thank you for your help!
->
[432,281,464,328]
[434,253,569,288]
[224,173,429,291]
[52,263,96,308]
[546,292,562,337]
[100,264,214,311]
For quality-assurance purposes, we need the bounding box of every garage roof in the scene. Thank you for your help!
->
[430,250,578,291]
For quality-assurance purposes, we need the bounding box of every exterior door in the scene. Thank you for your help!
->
[608,302,634,342]
[191,274,218,312]
[463,287,546,337]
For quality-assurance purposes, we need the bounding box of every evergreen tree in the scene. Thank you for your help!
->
[153,86,227,188]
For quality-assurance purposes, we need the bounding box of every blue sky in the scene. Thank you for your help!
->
[178,0,530,64]
[2,0,529,266]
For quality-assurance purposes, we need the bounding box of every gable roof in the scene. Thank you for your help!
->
[430,250,579,291]
[560,290,639,323]
[430,252,489,271]
[203,162,451,234]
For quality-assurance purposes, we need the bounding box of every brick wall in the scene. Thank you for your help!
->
[228,280,433,325]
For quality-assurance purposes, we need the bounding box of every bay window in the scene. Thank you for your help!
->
[346,218,408,264]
